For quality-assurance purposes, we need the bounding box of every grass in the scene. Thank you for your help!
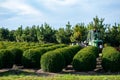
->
[0,70,120,80]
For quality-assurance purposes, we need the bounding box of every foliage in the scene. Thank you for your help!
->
[0,16,120,46]
[0,49,15,68]
[10,48,23,65]
[102,46,120,72]
[22,44,66,68]
[72,46,98,71]
[41,50,65,72]
[22,49,42,68]
[104,23,120,46]
[70,23,87,42]
[55,45,81,66]
[82,46,99,57]
[55,22,72,44]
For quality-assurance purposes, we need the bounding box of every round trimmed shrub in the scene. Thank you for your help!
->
[0,49,15,68]
[41,50,65,72]
[22,49,41,68]
[56,45,81,66]
[82,46,99,57]
[11,48,23,65]
[72,46,98,71]
[102,46,120,72]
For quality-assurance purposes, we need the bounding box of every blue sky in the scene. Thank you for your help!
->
[0,0,120,30]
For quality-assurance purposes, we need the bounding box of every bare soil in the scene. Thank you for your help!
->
[0,66,120,77]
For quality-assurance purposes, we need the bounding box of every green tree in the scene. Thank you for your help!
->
[56,22,72,44]
[55,28,66,43]
[70,23,87,42]
[37,23,56,43]
[87,16,106,40]
[9,30,15,41]
[0,27,9,41]
[105,23,120,46]
[14,26,23,42]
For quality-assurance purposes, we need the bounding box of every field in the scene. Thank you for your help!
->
[0,42,120,80]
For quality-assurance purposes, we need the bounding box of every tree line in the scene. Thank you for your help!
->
[0,16,120,46]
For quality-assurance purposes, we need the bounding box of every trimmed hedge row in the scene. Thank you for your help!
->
[0,49,15,68]
[0,42,67,69]
[56,45,81,66]
[11,48,23,65]
[72,46,99,71]
[22,49,41,68]
[22,44,67,68]
[41,45,81,72]
[41,50,65,72]
[102,46,120,72]
[81,46,99,57]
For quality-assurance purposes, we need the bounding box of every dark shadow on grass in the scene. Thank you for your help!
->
[1,69,120,77]
[60,69,120,75]
[0,69,54,77]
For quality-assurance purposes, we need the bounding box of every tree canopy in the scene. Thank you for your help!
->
[0,17,120,46]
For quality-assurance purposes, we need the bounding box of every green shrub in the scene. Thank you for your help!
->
[47,44,67,51]
[41,50,65,72]
[102,46,120,72]
[82,46,99,57]
[22,49,41,68]
[72,46,98,71]
[0,42,6,49]
[0,49,15,68]
[56,45,81,66]
[40,43,55,47]
[11,48,23,65]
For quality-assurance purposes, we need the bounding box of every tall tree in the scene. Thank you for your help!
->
[37,23,56,43]
[70,23,87,42]
[0,27,9,41]
[105,23,120,46]
[55,22,72,44]
[14,26,23,42]
[87,16,106,41]
[55,28,66,43]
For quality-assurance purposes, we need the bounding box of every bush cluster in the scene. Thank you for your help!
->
[11,48,23,65]
[22,44,67,68]
[72,46,98,71]
[102,46,120,72]
[0,41,68,69]
[22,49,43,68]
[0,49,15,68]
[41,45,81,72]
[41,50,65,72]
[57,45,81,66]
[47,44,67,51]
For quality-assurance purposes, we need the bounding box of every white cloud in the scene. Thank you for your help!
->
[40,0,79,6]
[38,0,80,10]
[0,0,43,16]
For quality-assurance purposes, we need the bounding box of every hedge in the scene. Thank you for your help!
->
[102,46,120,72]
[56,45,81,66]
[22,44,66,68]
[81,46,99,57]
[41,50,65,72]
[22,49,42,68]
[47,44,67,51]
[10,48,23,65]
[72,46,98,71]
[0,49,15,68]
